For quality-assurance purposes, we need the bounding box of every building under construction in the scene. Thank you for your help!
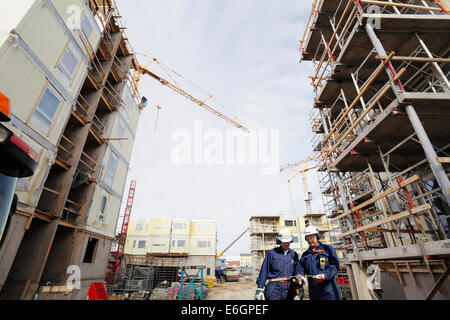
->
[301,0,450,299]
[0,0,142,300]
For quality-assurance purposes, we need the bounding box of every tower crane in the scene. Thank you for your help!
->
[133,58,249,133]
[281,157,318,215]
[279,155,317,173]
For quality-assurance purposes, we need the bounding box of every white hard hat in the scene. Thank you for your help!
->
[277,229,293,243]
[305,226,319,236]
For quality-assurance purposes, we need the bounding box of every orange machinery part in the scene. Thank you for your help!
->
[0,91,11,120]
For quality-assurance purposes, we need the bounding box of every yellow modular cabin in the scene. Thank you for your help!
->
[128,220,151,236]
[170,235,190,254]
[171,219,190,236]
[190,220,216,236]
[149,219,172,235]
[148,235,171,254]
[189,236,216,256]
[125,236,151,255]
[125,218,217,256]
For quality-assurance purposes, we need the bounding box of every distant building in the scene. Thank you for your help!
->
[225,256,240,268]
[240,253,253,269]
[125,218,217,277]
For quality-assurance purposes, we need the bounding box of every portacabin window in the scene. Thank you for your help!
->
[136,223,143,232]
[104,152,118,187]
[285,220,296,227]
[122,86,134,117]
[116,121,125,149]
[79,13,94,41]
[138,240,146,249]
[97,195,107,221]
[173,222,187,230]
[198,240,210,248]
[57,45,80,82]
[32,86,62,128]
[124,92,132,116]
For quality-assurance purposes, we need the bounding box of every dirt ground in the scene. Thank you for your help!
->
[206,278,257,300]
[206,278,311,300]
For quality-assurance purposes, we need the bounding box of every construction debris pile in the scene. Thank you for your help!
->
[106,254,208,300]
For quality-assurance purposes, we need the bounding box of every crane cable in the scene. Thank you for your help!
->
[135,52,241,122]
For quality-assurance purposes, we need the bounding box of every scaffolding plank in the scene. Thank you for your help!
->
[436,157,450,164]
[331,174,421,222]
[358,0,443,12]
[337,203,431,238]
[376,56,450,63]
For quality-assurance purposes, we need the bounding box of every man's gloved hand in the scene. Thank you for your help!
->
[255,288,265,300]
[313,273,326,283]
[295,275,306,285]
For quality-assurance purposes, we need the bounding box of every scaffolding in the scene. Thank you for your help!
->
[300,0,450,300]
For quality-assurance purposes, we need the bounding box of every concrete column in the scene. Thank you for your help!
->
[350,262,374,300]
[0,215,28,291]
[346,264,359,300]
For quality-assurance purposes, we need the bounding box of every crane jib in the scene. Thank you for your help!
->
[139,66,249,132]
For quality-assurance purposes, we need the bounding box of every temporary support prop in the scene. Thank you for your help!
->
[179,266,204,300]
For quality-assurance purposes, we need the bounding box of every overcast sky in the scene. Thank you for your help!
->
[115,0,323,257]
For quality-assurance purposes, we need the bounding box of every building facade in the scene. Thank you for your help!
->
[240,253,252,269]
[125,218,217,277]
[0,0,142,300]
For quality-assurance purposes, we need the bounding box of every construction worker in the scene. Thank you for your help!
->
[255,229,299,300]
[295,226,341,300]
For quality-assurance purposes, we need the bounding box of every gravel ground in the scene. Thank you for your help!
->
[206,278,257,300]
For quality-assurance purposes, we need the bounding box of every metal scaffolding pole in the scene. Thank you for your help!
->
[405,105,450,204]
[365,22,450,206]
[320,106,360,255]
[416,34,450,91]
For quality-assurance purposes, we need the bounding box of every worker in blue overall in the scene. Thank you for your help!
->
[255,229,299,300]
[295,226,341,300]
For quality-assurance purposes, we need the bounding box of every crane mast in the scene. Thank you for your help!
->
[105,180,137,284]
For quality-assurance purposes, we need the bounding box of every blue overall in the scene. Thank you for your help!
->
[256,247,299,300]
[295,242,341,300]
